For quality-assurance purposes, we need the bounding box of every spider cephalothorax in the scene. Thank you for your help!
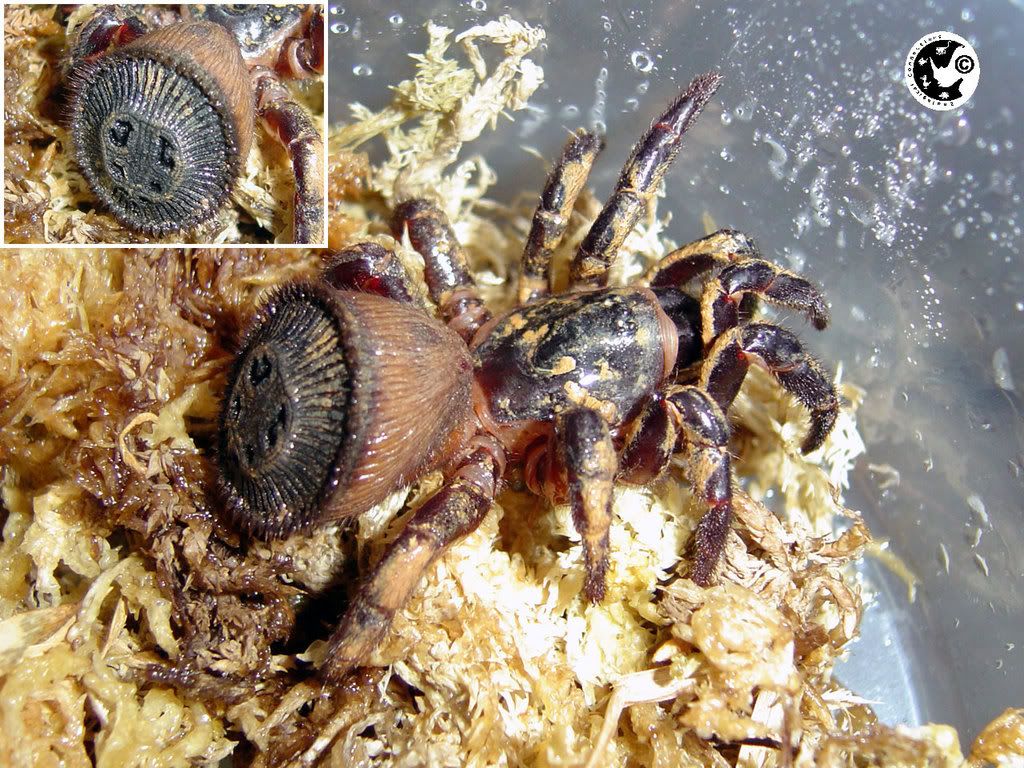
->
[217,72,839,681]
[63,4,323,242]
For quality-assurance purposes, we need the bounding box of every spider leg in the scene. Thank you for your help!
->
[556,408,617,603]
[645,228,758,288]
[618,396,677,485]
[569,71,722,288]
[64,6,146,70]
[321,442,502,682]
[253,68,324,244]
[323,242,422,306]
[665,385,734,587]
[392,199,491,342]
[699,259,830,347]
[701,324,839,453]
[276,5,324,78]
[518,130,603,303]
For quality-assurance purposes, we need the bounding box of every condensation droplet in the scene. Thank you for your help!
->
[353,63,373,77]
[330,21,349,34]
[470,0,487,10]
[993,348,1016,392]
[763,136,788,180]
[631,50,654,73]
[388,13,404,26]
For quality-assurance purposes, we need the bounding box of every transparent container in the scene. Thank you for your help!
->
[328,0,1023,741]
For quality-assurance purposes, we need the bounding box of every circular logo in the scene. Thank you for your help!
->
[905,32,979,111]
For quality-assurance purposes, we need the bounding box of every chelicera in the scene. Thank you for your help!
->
[63,4,324,242]
[217,72,839,682]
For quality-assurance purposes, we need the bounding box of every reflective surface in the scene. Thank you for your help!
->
[329,0,1023,739]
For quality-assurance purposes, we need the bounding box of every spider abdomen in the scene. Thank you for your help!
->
[471,287,678,440]
[218,285,474,539]
[68,21,253,235]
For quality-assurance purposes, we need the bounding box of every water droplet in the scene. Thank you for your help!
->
[353,63,372,77]
[938,114,970,146]
[763,135,788,180]
[329,5,344,15]
[794,211,812,238]
[330,21,349,34]
[720,111,733,126]
[897,137,921,166]
[719,148,733,162]
[624,97,639,111]
[961,7,974,21]
[733,98,755,122]
[470,0,487,10]
[631,50,654,73]
[952,220,967,239]
[560,104,580,119]
[388,13,404,26]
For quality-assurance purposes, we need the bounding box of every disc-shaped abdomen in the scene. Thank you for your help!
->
[70,22,254,236]
[473,287,675,428]
[218,284,475,539]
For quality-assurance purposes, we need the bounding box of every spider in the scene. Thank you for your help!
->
[62,3,324,243]
[216,72,839,682]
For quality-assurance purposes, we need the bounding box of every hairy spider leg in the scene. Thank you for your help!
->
[518,130,604,303]
[277,5,323,78]
[321,443,502,682]
[324,242,423,306]
[254,68,325,244]
[617,386,734,587]
[555,408,618,603]
[392,199,492,342]
[645,229,829,347]
[66,6,147,69]
[701,323,839,454]
[645,228,759,288]
[698,259,830,347]
[618,396,678,486]
[666,386,734,587]
[570,71,722,288]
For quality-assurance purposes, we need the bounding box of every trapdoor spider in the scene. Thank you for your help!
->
[63,4,324,242]
[217,72,838,682]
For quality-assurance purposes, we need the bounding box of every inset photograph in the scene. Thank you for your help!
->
[3,4,325,245]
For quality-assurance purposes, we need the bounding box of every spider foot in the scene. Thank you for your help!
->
[702,324,839,453]
[701,259,830,345]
